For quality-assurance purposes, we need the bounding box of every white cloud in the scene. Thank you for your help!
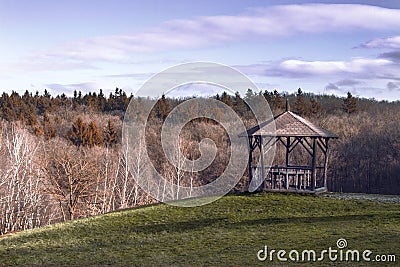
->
[279,58,392,76]
[20,4,400,66]
[359,36,400,49]
[237,57,398,80]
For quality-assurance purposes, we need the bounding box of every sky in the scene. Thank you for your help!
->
[1,0,400,100]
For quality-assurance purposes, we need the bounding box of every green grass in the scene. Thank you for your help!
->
[0,193,399,266]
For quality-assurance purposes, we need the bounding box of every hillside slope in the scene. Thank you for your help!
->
[0,193,399,266]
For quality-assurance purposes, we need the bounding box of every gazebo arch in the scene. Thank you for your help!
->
[246,100,338,193]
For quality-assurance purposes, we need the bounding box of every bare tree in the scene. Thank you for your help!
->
[42,143,98,221]
[0,122,49,234]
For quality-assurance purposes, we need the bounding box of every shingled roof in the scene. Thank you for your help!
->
[246,102,338,138]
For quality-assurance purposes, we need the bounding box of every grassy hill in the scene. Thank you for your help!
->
[0,193,399,266]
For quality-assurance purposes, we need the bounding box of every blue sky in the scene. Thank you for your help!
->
[1,0,400,100]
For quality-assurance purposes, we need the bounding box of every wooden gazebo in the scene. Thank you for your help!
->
[246,101,338,193]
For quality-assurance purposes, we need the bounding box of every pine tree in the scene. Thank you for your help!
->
[18,112,25,123]
[73,90,78,109]
[34,125,44,137]
[98,89,106,111]
[309,98,322,117]
[272,90,284,111]
[88,121,103,146]
[157,94,170,120]
[66,117,88,146]
[245,88,254,99]
[234,91,247,117]
[343,92,359,114]
[43,113,56,140]
[294,88,309,116]
[220,91,233,108]
[263,90,273,104]
[103,119,118,147]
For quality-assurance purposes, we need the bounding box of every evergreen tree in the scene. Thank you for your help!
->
[220,91,233,108]
[309,97,323,117]
[343,92,358,114]
[88,121,103,146]
[234,91,247,117]
[18,112,25,123]
[44,89,51,98]
[37,94,51,115]
[73,90,78,109]
[98,89,106,111]
[272,90,284,111]
[34,125,44,137]
[59,93,70,107]
[43,113,56,140]
[157,94,170,120]
[245,88,254,99]
[294,88,309,116]
[66,117,89,147]
[263,90,273,104]
[103,119,118,147]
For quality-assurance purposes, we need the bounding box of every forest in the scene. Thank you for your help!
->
[0,87,399,235]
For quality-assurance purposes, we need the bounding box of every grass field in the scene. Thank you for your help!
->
[0,192,399,266]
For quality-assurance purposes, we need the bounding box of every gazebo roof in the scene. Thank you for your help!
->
[246,109,338,138]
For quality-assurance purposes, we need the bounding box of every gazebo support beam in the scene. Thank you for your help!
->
[289,138,300,153]
[285,137,290,189]
[323,138,330,189]
[259,136,266,190]
[311,137,317,191]
[248,136,254,184]
[295,137,313,156]
[317,138,327,154]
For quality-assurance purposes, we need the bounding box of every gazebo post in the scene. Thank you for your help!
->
[311,137,317,191]
[285,137,290,189]
[259,136,265,190]
[248,136,253,184]
[323,138,330,189]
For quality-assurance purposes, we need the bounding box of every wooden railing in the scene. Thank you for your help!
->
[251,165,325,190]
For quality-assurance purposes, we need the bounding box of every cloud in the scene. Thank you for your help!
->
[324,79,365,95]
[335,79,363,86]
[379,50,400,62]
[236,58,397,80]
[324,83,385,96]
[358,36,400,49]
[24,4,400,66]
[387,81,400,91]
[325,83,339,91]
[7,59,97,73]
[279,58,392,77]
[167,83,227,98]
